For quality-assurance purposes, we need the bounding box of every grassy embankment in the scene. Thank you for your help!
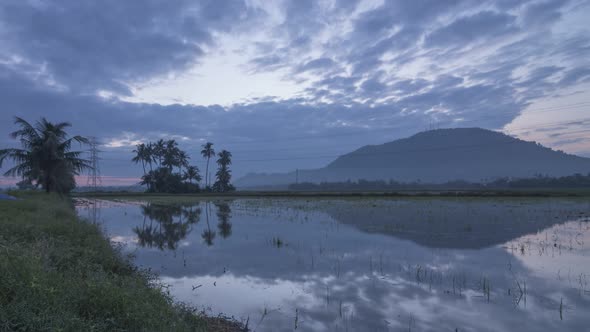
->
[0,191,244,332]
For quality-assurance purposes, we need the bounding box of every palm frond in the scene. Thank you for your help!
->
[0,148,29,167]
[60,136,89,153]
[10,116,40,141]
[3,162,31,177]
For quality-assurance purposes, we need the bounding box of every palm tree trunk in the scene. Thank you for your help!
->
[205,157,210,187]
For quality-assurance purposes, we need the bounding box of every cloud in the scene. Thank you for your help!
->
[295,58,337,74]
[424,11,518,48]
[522,0,569,26]
[0,0,589,180]
[0,0,263,95]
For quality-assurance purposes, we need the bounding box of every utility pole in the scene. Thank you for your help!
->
[87,136,102,192]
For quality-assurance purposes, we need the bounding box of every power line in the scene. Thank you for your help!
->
[520,101,590,112]
[505,117,590,133]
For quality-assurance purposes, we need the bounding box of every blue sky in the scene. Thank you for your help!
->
[1,0,589,185]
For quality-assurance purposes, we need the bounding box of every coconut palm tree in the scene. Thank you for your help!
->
[177,150,189,174]
[162,139,179,171]
[183,165,201,184]
[139,171,154,192]
[0,117,91,193]
[200,142,215,188]
[132,143,148,175]
[212,150,234,192]
[154,139,166,167]
[217,150,232,167]
[145,142,156,171]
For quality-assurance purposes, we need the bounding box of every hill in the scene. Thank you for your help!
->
[236,128,590,188]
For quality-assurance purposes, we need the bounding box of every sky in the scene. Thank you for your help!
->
[1,0,590,187]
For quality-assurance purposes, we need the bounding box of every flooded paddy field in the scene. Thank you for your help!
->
[76,197,590,332]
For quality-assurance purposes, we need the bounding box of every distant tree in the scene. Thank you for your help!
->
[212,150,235,192]
[200,142,215,188]
[134,139,204,193]
[183,165,201,184]
[154,139,166,167]
[145,142,156,171]
[0,117,91,194]
[162,140,180,171]
[132,143,148,175]
[177,150,189,174]
[141,167,184,193]
[139,171,154,191]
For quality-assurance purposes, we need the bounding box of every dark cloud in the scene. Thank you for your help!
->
[0,0,262,95]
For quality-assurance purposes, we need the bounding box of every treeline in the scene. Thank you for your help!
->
[288,173,590,191]
[132,140,235,193]
[0,116,236,194]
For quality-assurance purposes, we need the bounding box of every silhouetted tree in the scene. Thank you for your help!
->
[162,140,180,171]
[154,139,166,167]
[145,142,156,171]
[0,117,91,194]
[177,150,189,174]
[132,143,148,175]
[201,142,215,188]
[212,150,235,192]
[134,139,205,193]
[183,165,201,184]
[139,171,154,191]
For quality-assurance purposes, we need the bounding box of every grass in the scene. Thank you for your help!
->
[0,191,244,332]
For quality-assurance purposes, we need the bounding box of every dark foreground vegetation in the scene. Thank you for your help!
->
[0,192,245,331]
[289,173,590,192]
[0,117,91,194]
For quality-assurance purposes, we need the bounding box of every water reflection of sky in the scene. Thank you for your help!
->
[76,198,590,332]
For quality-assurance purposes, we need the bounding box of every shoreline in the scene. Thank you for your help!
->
[72,188,590,199]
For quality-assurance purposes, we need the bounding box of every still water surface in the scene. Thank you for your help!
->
[76,198,590,331]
